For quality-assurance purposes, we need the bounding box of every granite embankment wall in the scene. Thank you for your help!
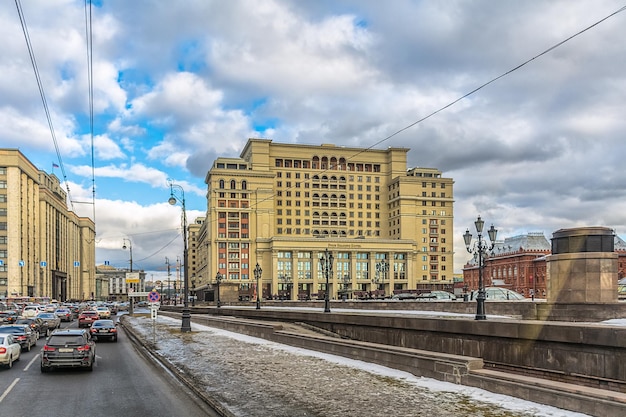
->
[168,303,626,392]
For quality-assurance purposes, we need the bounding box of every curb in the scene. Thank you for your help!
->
[119,315,236,417]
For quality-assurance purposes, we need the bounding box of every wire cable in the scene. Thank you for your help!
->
[15,0,76,211]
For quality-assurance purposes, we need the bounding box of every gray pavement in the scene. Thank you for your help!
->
[123,314,588,417]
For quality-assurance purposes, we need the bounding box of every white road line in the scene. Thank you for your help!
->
[0,378,20,403]
[24,353,40,371]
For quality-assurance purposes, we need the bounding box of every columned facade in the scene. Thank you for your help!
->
[200,138,454,301]
[0,149,95,301]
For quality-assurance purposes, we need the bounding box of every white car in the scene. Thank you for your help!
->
[0,333,21,368]
[22,305,43,317]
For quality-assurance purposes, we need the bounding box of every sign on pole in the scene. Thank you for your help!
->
[40,261,47,267]
[148,290,160,303]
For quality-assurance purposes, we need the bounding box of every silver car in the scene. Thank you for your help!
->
[36,312,61,330]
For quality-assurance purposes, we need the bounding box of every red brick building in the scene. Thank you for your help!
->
[462,233,626,298]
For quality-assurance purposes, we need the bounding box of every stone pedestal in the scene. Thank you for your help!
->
[546,227,618,304]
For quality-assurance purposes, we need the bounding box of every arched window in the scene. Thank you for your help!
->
[241,180,247,190]
[219,179,225,189]
[230,180,236,189]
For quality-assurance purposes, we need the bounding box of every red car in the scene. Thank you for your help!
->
[78,311,99,328]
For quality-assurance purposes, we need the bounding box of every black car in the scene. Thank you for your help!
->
[89,319,118,342]
[0,324,38,351]
[0,311,19,324]
[40,329,96,372]
[14,317,50,339]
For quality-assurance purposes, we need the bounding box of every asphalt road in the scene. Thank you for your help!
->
[0,314,218,417]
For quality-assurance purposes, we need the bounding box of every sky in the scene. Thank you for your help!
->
[1,1,626,278]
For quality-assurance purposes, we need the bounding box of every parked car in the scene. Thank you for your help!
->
[54,308,73,322]
[14,317,50,339]
[78,311,100,328]
[40,329,96,372]
[89,320,118,342]
[0,334,21,369]
[36,312,61,330]
[0,310,19,324]
[95,307,111,319]
[0,324,38,351]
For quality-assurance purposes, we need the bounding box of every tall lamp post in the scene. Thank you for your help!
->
[122,238,133,272]
[167,180,191,332]
[215,272,222,308]
[254,263,262,310]
[463,216,498,320]
[320,249,334,313]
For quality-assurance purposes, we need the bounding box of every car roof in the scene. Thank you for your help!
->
[50,329,88,336]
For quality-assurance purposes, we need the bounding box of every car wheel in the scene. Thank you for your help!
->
[33,338,37,347]
[113,336,118,342]
[40,365,48,373]
[26,342,31,352]
[86,361,93,372]
[6,355,13,369]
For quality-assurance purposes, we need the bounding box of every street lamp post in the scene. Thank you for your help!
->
[320,249,334,313]
[254,263,262,310]
[122,238,133,272]
[215,272,222,308]
[463,216,498,320]
[376,259,389,296]
[167,180,191,332]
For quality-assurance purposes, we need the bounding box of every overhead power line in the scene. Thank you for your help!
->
[15,0,76,212]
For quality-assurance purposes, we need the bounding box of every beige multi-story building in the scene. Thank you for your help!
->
[194,139,454,301]
[0,149,96,301]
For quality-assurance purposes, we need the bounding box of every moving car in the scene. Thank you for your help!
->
[89,320,118,342]
[0,334,21,369]
[40,329,96,372]
[22,305,42,317]
[14,317,50,339]
[54,308,73,322]
[78,311,99,328]
[36,312,61,330]
[0,324,38,351]
[95,306,111,319]
[0,310,19,324]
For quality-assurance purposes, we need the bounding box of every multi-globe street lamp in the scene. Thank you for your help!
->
[254,263,262,310]
[376,259,389,296]
[167,180,191,332]
[463,216,498,320]
[320,249,334,313]
[215,271,222,308]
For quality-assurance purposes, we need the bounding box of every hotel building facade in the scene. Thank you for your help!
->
[0,149,96,301]
[192,139,454,301]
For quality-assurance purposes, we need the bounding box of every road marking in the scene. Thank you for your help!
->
[0,378,20,403]
[24,353,40,371]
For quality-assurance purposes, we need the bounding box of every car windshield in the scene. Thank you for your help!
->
[48,335,85,346]
[38,313,55,318]
[93,321,114,327]
[0,336,4,343]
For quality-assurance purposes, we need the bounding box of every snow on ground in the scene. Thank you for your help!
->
[126,312,595,417]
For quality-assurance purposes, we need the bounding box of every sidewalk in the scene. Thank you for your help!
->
[121,313,590,417]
